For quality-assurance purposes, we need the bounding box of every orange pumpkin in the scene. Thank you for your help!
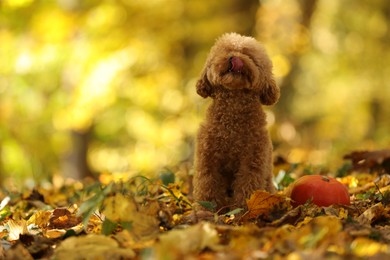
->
[289,175,350,207]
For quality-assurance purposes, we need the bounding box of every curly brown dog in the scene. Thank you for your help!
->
[193,33,280,210]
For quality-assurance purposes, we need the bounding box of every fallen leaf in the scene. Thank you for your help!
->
[7,219,27,241]
[154,222,219,259]
[44,223,84,239]
[0,244,4,259]
[244,190,286,220]
[344,149,390,174]
[5,243,33,260]
[24,189,45,202]
[48,208,82,229]
[273,215,345,257]
[221,224,271,258]
[374,174,390,188]
[0,196,10,211]
[19,234,55,258]
[44,229,66,239]
[114,229,155,250]
[27,210,52,229]
[357,203,385,225]
[270,206,302,227]
[162,183,192,211]
[54,234,135,259]
[102,193,136,223]
[350,237,389,257]
[102,193,159,238]
[85,213,103,234]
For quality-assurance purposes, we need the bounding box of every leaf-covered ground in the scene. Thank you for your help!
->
[1,150,390,259]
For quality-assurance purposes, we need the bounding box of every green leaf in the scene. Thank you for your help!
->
[78,182,114,228]
[197,201,217,211]
[224,208,244,216]
[63,229,77,239]
[275,170,296,189]
[102,218,118,235]
[0,206,12,221]
[159,170,175,186]
[120,221,133,232]
[336,162,352,177]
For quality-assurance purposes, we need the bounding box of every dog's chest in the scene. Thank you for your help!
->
[213,101,263,129]
[208,109,262,150]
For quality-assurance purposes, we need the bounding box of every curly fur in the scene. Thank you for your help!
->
[193,33,280,210]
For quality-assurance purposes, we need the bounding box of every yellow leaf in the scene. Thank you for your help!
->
[27,210,52,229]
[54,234,135,259]
[351,237,388,257]
[114,229,155,250]
[102,193,136,222]
[295,216,314,228]
[85,214,103,234]
[44,229,65,239]
[245,190,285,220]
[102,193,159,238]
[44,223,84,239]
[155,222,219,259]
[131,213,159,239]
[294,216,342,249]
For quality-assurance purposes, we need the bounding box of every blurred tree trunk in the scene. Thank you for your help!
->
[368,1,390,140]
[61,129,93,180]
[275,0,318,118]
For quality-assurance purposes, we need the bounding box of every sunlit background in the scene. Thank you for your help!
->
[0,0,389,187]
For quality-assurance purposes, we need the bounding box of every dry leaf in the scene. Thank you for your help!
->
[5,243,33,260]
[155,222,219,259]
[54,234,135,260]
[344,149,390,173]
[114,229,155,250]
[102,193,136,222]
[27,210,52,229]
[0,243,5,259]
[292,216,343,250]
[223,224,270,258]
[2,153,390,259]
[350,237,389,257]
[44,229,66,239]
[85,214,103,234]
[7,219,27,241]
[102,193,159,238]
[357,203,385,225]
[48,208,82,229]
[244,190,286,220]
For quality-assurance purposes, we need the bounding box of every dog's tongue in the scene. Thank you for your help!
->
[230,56,244,72]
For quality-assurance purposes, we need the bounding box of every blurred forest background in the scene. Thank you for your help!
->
[0,0,389,188]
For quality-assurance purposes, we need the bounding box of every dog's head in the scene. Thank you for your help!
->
[196,33,279,105]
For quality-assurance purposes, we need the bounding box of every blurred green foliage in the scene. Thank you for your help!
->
[0,0,389,186]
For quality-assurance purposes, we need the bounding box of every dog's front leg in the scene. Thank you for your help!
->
[231,157,275,208]
[193,166,229,210]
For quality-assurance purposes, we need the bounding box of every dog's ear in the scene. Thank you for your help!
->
[259,76,280,105]
[196,67,213,98]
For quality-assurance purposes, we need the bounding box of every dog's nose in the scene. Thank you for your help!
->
[229,56,244,72]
